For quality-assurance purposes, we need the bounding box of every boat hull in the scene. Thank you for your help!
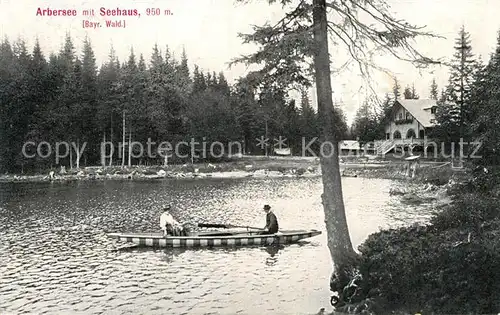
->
[107,230,322,248]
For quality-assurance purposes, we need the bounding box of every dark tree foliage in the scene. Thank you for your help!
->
[467,32,500,165]
[430,78,439,100]
[434,26,479,145]
[403,83,419,99]
[0,35,324,173]
[393,78,402,100]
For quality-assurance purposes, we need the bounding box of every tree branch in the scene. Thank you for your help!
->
[232,0,444,101]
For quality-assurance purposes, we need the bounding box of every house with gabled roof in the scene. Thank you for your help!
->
[374,99,438,155]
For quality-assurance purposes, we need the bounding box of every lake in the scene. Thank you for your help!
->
[0,177,434,314]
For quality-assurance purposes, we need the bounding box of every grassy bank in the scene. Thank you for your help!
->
[334,166,500,314]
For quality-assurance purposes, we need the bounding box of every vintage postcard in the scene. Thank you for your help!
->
[0,0,498,314]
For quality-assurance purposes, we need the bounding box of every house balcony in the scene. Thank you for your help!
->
[392,138,425,146]
[394,118,414,125]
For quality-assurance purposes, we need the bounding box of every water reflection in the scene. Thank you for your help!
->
[0,177,435,315]
[264,245,282,266]
[112,240,314,267]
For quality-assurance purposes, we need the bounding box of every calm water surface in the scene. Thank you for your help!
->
[0,177,435,314]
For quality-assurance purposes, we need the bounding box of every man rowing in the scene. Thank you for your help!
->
[160,205,188,236]
[260,204,279,235]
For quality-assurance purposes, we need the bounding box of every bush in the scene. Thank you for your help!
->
[431,193,500,231]
[353,177,500,314]
[357,222,500,314]
[413,166,454,186]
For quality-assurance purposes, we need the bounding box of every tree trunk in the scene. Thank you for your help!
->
[109,116,113,167]
[128,129,132,167]
[265,119,268,157]
[70,142,73,169]
[312,0,359,302]
[75,139,80,169]
[121,111,125,168]
[102,132,106,167]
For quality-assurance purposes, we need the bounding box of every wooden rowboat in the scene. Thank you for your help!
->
[107,229,322,248]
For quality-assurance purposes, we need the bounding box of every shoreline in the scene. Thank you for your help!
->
[0,157,453,183]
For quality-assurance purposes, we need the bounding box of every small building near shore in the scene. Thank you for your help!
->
[274,148,292,156]
[339,140,361,156]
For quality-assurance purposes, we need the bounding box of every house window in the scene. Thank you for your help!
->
[405,113,411,120]
[406,129,416,139]
[431,106,437,114]
[386,133,390,140]
[393,130,401,139]
[399,113,403,120]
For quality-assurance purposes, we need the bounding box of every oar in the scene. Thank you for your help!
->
[198,223,263,230]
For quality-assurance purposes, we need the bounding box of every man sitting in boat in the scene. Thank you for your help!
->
[260,204,279,235]
[160,205,187,236]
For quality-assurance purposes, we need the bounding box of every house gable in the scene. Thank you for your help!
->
[395,99,437,128]
[383,99,438,141]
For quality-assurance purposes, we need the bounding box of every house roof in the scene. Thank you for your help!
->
[395,99,437,128]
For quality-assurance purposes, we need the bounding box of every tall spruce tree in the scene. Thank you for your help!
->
[393,78,402,100]
[231,0,439,306]
[468,33,500,164]
[430,78,439,100]
[351,99,380,144]
[445,25,477,141]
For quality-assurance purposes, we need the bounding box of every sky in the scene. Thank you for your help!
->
[0,0,498,124]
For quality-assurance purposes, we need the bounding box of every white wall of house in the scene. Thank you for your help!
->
[384,104,426,140]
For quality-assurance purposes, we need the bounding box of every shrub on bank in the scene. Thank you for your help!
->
[413,166,455,186]
[349,170,500,314]
[356,223,500,313]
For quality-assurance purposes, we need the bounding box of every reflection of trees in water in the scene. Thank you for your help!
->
[152,245,289,265]
[117,243,321,266]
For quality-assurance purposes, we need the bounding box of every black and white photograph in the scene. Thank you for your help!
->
[1,0,499,314]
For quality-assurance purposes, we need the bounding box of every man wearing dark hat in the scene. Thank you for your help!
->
[260,204,279,235]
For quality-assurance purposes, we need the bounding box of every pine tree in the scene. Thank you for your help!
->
[216,72,230,95]
[192,65,206,93]
[446,25,477,140]
[403,85,412,99]
[206,72,213,87]
[393,78,401,100]
[352,99,380,144]
[175,47,191,95]
[467,33,500,164]
[232,77,260,154]
[411,84,419,99]
[378,93,393,126]
[97,45,121,166]
[403,84,419,99]
[79,36,99,163]
[60,33,75,72]
[299,89,318,144]
[430,78,438,100]
[230,0,439,297]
